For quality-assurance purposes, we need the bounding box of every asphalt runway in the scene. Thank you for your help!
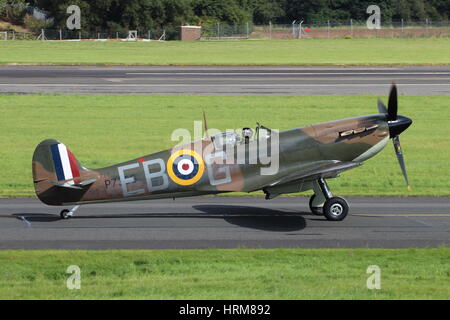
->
[1,66,450,95]
[1,197,449,249]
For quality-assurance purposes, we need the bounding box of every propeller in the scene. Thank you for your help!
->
[392,136,411,190]
[387,83,398,121]
[378,84,412,190]
[377,99,387,114]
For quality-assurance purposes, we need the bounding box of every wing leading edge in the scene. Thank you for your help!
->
[262,160,362,199]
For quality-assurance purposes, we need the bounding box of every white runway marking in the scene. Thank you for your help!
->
[126,72,450,76]
[1,83,450,87]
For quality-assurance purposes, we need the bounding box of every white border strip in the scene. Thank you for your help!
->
[57,144,73,181]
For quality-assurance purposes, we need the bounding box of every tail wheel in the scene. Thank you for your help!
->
[60,209,71,219]
[309,195,322,215]
[323,197,349,221]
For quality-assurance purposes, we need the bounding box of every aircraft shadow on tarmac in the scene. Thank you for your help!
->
[13,213,61,223]
[12,205,309,232]
[193,205,307,232]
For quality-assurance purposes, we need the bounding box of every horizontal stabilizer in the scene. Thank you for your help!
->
[51,178,97,190]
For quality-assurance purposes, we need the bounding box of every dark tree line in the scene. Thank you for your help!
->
[3,0,450,36]
[281,0,450,23]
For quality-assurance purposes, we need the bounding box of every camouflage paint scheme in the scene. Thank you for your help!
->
[32,113,390,206]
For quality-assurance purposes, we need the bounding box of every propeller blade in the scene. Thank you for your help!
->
[392,135,411,190]
[377,99,387,114]
[387,84,398,121]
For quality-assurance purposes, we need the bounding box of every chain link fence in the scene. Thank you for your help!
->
[201,23,254,40]
[1,20,450,41]
[0,28,166,41]
[201,20,450,40]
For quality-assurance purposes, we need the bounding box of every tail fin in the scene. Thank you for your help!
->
[32,139,89,205]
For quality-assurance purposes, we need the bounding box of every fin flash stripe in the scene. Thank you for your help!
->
[50,144,79,181]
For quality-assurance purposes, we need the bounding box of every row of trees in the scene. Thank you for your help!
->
[282,0,450,23]
[2,0,450,37]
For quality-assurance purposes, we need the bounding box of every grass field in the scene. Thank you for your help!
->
[0,248,449,299]
[1,38,450,65]
[0,94,449,197]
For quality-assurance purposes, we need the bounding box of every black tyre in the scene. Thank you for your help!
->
[323,197,349,221]
[60,209,71,219]
[309,195,322,215]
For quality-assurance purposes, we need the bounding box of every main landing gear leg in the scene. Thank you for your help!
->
[309,178,349,221]
[309,180,327,215]
[60,205,80,220]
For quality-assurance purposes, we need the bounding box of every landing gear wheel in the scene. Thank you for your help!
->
[323,197,349,221]
[309,195,322,215]
[60,209,71,220]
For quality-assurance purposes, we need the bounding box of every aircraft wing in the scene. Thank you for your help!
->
[269,160,363,187]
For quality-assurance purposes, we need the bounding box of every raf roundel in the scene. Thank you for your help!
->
[167,149,205,186]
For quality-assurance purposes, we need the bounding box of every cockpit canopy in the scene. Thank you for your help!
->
[212,131,241,149]
[212,124,271,150]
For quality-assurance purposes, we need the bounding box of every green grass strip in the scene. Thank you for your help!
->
[0,248,449,299]
[1,39,450,65]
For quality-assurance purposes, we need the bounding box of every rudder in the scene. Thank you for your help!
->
[32,139,85,205]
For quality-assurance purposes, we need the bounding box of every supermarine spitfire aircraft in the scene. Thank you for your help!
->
[32,85,412,221]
